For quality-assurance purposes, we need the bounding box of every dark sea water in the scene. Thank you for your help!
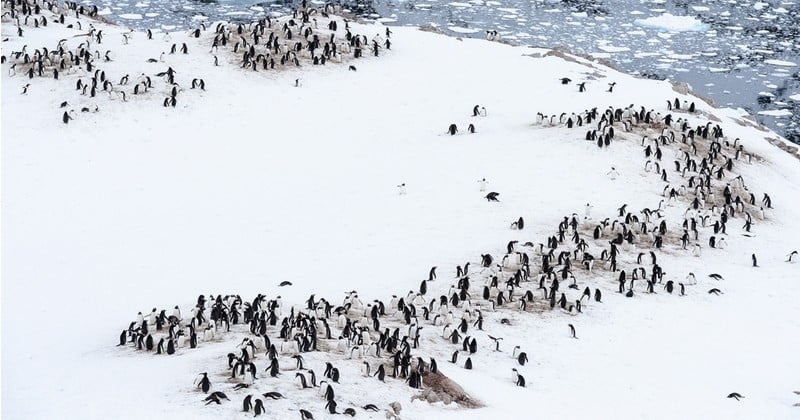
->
[98,0,800,143]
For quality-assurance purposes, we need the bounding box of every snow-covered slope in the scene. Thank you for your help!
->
[2,5,799,420]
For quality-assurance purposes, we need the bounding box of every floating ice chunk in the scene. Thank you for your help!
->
[764,59,797,67]
[635,13,708,32]
[708,67,730,73]
[118,13,142,19]
[597,42,630,53]
[757,109,792,117]
[447,26,481,33]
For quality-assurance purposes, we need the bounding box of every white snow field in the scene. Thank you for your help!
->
[2,5,800,420]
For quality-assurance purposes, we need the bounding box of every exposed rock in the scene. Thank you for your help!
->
[411,370,483,408]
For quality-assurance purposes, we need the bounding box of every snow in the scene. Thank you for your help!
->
[635,13,709,32]
[2,6,800,420]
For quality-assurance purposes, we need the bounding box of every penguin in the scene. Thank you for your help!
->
[374,364,386,381]
[295,372,309,388]
[727,392,744,401]
[568,323,577,339]
[263,391,285,399]
[299,408,314,420]
[447,123,458,135]
[204,391,229,405]
[21,83,30,94]
[363,404,380,412]
[361,361,370,377]
[488,335,502,351]
[485,192,500,202]
[752,254,758,267]
[468,123,476,133]
[253,399,265,416]
[514,348,528,366]
[787,251,798,263]
[195,372,211,393]
[464,357,472,370]
[325,400,339,414]
[512,368,526,387]
[243,394,253,412]
[478,178,488,192]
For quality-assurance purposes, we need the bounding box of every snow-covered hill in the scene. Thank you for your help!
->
[2,4,799,420]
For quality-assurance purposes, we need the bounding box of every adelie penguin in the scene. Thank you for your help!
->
[253,399,265,416]
[512,368,526,387]
[513,346,528,365]
[195,372,211,393]
[62,110,74,124]
[727,392,744,401]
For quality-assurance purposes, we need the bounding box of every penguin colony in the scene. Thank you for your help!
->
[6,0,793,415]
[1,0,390,125]
[114,90,794,417]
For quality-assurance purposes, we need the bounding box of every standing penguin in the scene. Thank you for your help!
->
[253,399,265,416]
[195,372,211,393]
[752,254,758,267]
[512,368,526,387]
[478,178,488,192]
[568,324,577,339]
